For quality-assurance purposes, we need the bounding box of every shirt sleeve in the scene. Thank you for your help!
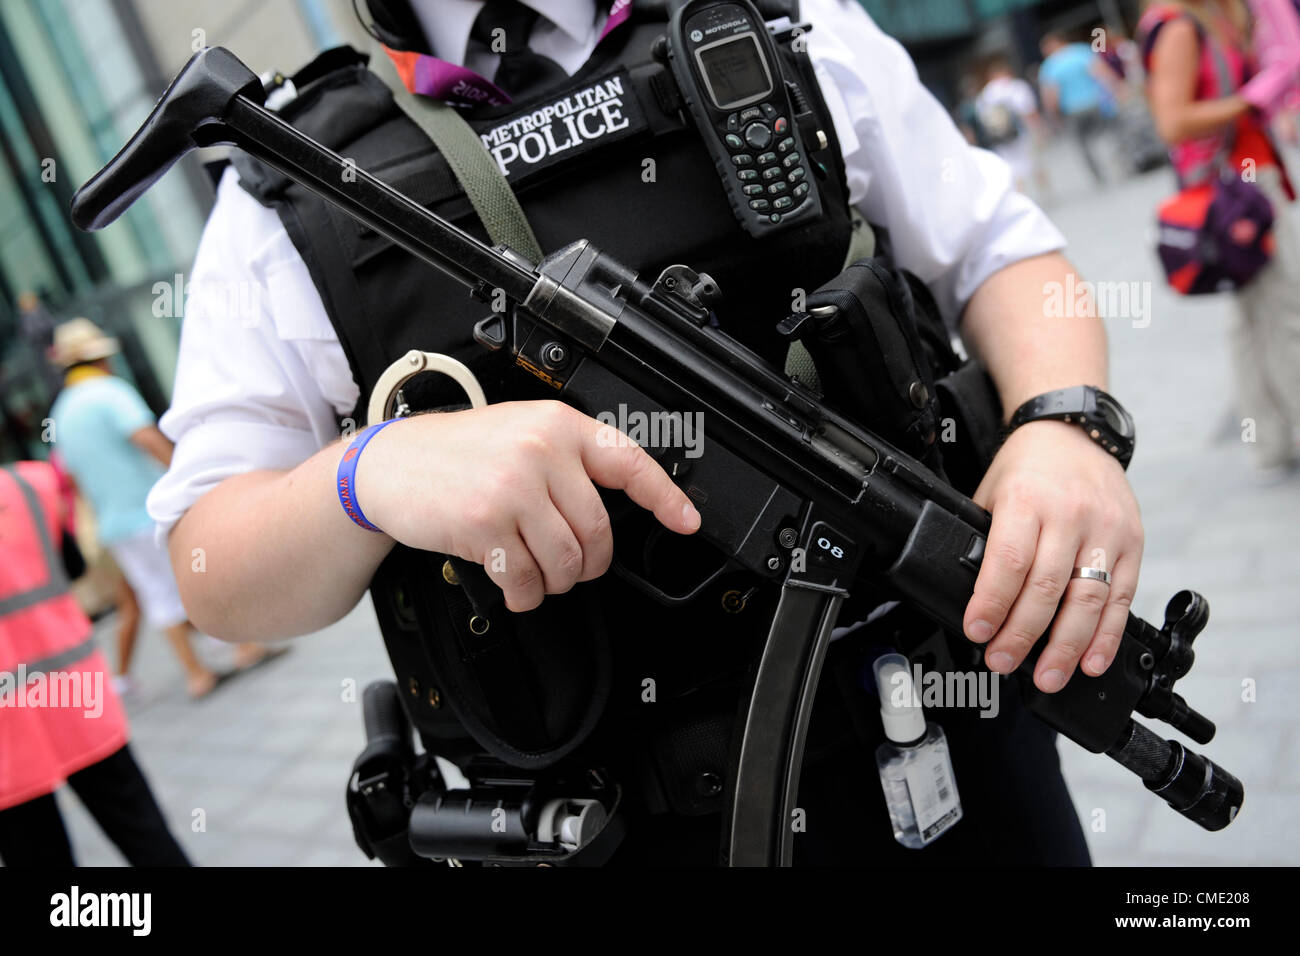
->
[802,0,1067,322]
[146,168,360,540]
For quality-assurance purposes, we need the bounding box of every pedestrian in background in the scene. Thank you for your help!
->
[0,460,190,866]
[1248,0,1300,143]
[46,319,276,697]
[1143,0,1300,480]
[976,54,1045,194]
[1040,30,1114,183]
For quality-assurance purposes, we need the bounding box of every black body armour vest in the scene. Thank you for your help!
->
[234,5,856,814]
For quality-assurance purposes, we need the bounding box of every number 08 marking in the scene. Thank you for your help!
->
[817,536,844,560]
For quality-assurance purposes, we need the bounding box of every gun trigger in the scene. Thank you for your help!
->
[473,314,508,351]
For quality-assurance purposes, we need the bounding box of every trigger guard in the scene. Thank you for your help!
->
[610,554,734,607]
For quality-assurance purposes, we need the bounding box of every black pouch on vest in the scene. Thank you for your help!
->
[786,258,947,473]
[784,257,1004,496]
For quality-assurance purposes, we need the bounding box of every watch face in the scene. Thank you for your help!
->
[1094,392,1133,438]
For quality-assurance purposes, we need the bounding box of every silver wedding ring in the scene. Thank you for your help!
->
[1072,566,1112,586]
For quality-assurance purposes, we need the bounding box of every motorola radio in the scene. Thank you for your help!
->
[665,0,823,236]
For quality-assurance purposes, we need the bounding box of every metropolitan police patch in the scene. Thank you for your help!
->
[469,69,649,186]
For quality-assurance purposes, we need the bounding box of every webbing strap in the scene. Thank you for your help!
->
[0,466,69,618]
[368,42,544,263]
[784,210,877,391]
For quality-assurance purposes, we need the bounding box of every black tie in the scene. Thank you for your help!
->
[470,0,569,100]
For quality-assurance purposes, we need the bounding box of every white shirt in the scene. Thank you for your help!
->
[147,0,1067,536]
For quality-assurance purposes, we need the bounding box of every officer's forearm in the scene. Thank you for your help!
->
[959,252,1108,419]
[166,441,395,641]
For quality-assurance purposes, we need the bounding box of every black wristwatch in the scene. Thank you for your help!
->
[1007,386,1136,469]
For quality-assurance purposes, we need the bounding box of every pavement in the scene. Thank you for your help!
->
[50,135,1300,867]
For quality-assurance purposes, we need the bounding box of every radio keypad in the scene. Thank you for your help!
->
[719,103,813,225]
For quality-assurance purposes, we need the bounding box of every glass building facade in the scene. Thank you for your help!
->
[0,0,349,462]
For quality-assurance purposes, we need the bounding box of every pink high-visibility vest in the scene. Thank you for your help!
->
[0,461,128,811]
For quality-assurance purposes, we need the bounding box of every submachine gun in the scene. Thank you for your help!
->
[71,45,1243,866]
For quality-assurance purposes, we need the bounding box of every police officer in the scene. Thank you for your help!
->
[146,0,1144,865]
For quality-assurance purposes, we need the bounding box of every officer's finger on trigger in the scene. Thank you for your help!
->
[578,420,700,535]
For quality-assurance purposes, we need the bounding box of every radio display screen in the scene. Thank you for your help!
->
[696,33,771,109]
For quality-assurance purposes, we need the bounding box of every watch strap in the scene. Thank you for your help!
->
[1008,386,1134,469]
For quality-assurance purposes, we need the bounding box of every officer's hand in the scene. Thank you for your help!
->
[355,401,701,612]
[961,421,1143,693]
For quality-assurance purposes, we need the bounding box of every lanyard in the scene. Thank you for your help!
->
[382,0,633,107]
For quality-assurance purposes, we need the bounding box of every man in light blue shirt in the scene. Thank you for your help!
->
[50,355,165,549]
[1038,31,1110,183]
[49,319,270,698]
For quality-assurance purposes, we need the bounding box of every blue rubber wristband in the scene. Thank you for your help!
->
[337,419,400,532]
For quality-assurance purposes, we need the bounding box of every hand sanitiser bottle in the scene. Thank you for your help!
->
[873,653,962,848]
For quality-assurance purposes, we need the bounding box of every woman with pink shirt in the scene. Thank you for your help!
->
[1143,0,1300,479]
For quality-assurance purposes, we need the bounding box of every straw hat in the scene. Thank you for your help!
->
[48,318,119,368]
